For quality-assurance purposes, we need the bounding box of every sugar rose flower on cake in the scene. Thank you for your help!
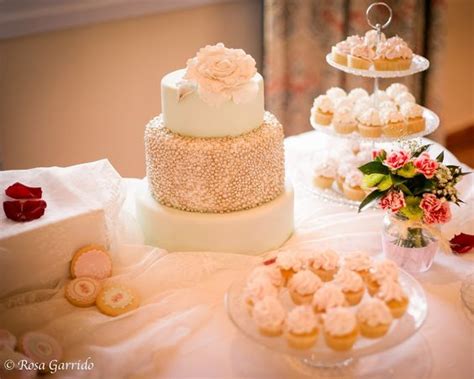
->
[184,43,258,106]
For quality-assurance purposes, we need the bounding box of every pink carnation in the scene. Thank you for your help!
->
[379,190,406,213]
[413,153,438,179]
[420,193,452,224]
[383,150,410,170]
[372,149,385,160]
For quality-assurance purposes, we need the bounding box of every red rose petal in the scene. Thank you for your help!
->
[450,233,474,254]
[263,257,276,265]
[5,182,42,199]
[3,200,47,222]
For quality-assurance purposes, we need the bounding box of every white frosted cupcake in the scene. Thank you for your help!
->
[333,268,366,305]
[331,35,364,66]
[357,108,383,138]
[374,37,413,71]
[332,107,357,134]
[386,83,408,99]
[243,276,278,312]
[366,260,399,296]
[285,305,319,349]
[288,270,323,305]
[312,283,346,313]
[253,296,286,336]
[313,157,337,189]
[309,249,340,281]
[401,102,425,134]
[348,44,375,70]
[323,307,359,351]
[326,87,347,101]
[378,100,398,113]
[353,98,373,118]
[381,108,407,137]
[364,29,386,50]
[348,88,369,101]
[312,95,334,125]
[343,169,366,201]
[344,251,373,281]
[334,96,355,111]
[248,264,284,289]
[357,298,393,338]
[375,280,409,318]
[275,251,303,284]
[370,89,392,104]
[395,92,416,107]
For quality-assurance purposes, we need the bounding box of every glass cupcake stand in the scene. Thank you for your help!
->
[305,1,440,207]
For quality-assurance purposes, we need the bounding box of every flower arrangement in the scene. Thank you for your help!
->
[358,145,467,249]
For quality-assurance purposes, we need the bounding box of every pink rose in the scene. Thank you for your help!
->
[413,153,439,179]
[379,190,406,212]
[184,43,258,106]
[420,193,452,224]
[372,149,384,160]
[383,150,410,170]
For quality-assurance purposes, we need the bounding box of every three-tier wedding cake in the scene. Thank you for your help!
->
[135,43,294,254]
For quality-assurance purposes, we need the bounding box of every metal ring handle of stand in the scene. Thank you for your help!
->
[366,2,393,30]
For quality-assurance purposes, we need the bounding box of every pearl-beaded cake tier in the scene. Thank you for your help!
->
[145,112,285,213]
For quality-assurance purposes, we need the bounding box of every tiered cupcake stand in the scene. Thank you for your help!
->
[299,1,440,208]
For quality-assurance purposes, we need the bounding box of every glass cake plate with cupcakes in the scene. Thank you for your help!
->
[225,245,428,370]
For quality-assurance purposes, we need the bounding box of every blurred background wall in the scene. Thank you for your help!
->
[0,0,472,177]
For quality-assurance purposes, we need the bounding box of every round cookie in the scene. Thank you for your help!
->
[96,285,140,317]
[65,277,102,307]
[0,329,16,350]
[0,348,37,379]
[18,332,63,373]
[70,245,112,279]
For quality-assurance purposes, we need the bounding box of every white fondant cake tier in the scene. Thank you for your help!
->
[135,180,294,254]
[161,69,264,137]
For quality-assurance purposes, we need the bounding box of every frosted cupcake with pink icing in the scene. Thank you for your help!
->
[288,270,323,305]
[401,102,425,134]
[344,251,373,280]
[374,36,413,71]
[312,95,334,125]
[333,268,366,305]
[357,298,393,338]
[312,283,346,313]
[376,279,409,318]
[343,169,366,202]
[357,108,383,138]
[366,259,399,296]
[323,307,359,351]
[313,156,338,189]
[333,107,357,135]
[253,296,286,336]
[248,264,285,289]
[309,249,340,281]
[285,305,319,349]
[275,251,304,284]
[243,276,278,312]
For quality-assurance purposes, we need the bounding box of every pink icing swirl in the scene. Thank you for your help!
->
[357,298,393,326]
[333,268,364,292]
[253,296,286,331]
[288,270,323,295]
[323,307,357,336]
[312,284,346,311]
[285,305,318,334]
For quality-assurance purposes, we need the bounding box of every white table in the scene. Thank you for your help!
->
[1,132,473,378]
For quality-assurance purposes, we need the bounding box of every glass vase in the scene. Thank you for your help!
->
[381,213,439,273]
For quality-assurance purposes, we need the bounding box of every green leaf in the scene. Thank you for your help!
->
[412,144,432,157]
[358,161,389,175]
[358,190,384,212]
[377,176,393,191]
[436,151,444,162]
[397,162,417,178]
[413,180,435,195]
[362,173,385,189]
[398,196,423,221]
[396,183,413,196]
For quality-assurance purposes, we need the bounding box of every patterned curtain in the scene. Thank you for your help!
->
[264,0,446,138]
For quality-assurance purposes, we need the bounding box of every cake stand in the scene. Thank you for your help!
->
[225,265,427,370]
[306,1,440,206]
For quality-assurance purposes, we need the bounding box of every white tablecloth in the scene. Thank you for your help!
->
[1,132,473,379]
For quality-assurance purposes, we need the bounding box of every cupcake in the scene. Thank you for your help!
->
[348,44,375,70]
[364,30,386,50]
[343,169,365,202]
[326,87,347,101]
[285,305,319,349]
[337,161,355,191]
[248,264,284,289]
[288,270,323,305]
[333,268,366,306]
[378,100,398,113]
[386,83,408,99]
[323,307,359,351]
[366,260,399,296]
[374,37,413,71]
[381,109,407,138]
[275,251,303,284]
[344,251,373,281]
[312,95,334,125]
[353,98,373,118]
[357,108,383,138]
[348,88,369,102]
[334,96,355,111]
[309,249,339,281]
[376,280,409,318]
[243,276,278,312]
[357,298,393,338]
[253,296,286,336]
[312,283,346,314]
[313,157,337,189]
[401,102,425,134]
[332,107,357,134]
[370,89,392,105]
[395,92,416,107]
[331,35,363,66]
